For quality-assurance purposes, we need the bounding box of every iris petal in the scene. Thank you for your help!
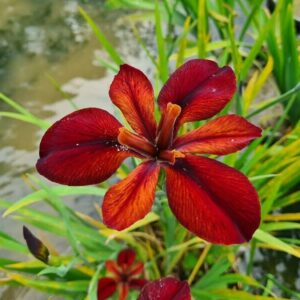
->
[158,59,236,127]
[37,108,134,186]
[117,249,136,268]
[165,155,260,245]
[129,278,148,290]
[105,260,121,277]
[119,284,129,300]
[102,161,160,230]
[129,262,144,277]
[174,115,262,155]
[97,277,117,300]
[109,64,157,142]
[138,277,191,300]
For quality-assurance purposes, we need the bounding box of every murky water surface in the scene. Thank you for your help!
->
[0,0,299,299]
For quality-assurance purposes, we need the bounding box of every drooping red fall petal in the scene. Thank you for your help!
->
[174,115,262,155]
[102,161,160,230]
[109,64,157,142]
[165,155,260,245]
[37,108,135,186]
[138,277,191,300]
[158,59,236,126]
[117,249,136,268]
[97,277,117,300]
[129,278,148,290]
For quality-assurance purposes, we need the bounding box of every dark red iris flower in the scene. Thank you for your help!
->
[97,249,147,300]
[138,277,191,300]
[37,59,261,245]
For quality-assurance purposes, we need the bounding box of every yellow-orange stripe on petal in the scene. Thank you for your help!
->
[109,64,157,142]
[102,161,160,230]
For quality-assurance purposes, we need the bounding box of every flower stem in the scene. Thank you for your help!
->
[187,243,212,285]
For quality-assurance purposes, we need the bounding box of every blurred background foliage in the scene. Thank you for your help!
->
[0,0,300,299]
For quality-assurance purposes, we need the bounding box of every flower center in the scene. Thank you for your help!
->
[120,273,129,283]
[118,103,183,164]
[118,128,157,157]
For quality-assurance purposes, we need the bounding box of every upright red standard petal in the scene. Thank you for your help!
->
[117,249,136,268]
[37,108,134,186]
[109,64,157,142]
[174,115,262,155]
[102,161,160,230]
[158,59,236,126]
[138,277,191,300]
[165,155,260,245]
[97,277,117,300]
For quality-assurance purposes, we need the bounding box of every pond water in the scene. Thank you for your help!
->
[0,0,299,299]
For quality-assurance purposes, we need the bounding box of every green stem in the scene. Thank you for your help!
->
[188,243,211,285]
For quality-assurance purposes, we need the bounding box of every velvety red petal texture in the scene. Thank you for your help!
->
[109,64,157,142]
[105,260,120,277]
[165,155,260,245]
[138,277,191,300]
[97,277,117,300]
[102,161,160,230]
[173,115,262,155]
[117,249,136,268]
[36,108,134,186]
[158,59,236,126]
[129,278,148,290]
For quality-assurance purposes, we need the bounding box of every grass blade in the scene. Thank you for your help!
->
[78,6,123,66]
